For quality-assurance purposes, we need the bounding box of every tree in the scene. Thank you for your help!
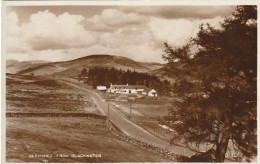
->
[80,68,87,77]
[162,6,256,162]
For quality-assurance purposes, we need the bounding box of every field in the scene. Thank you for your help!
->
[6,74,99,114]
[109,96,176,142]
[5,74,172,162]
[6,117,171,162]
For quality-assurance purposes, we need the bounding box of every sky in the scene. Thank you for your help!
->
[5,5,236,63]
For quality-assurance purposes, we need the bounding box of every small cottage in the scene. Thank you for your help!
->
[96,85,107,91]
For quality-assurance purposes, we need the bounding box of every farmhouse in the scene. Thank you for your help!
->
[143,88,158,97]
[106,84,158,97]
[96,85,107,91]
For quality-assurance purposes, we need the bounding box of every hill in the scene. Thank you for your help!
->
[14,55,164,77]
[6,60,49,74]
[149,67,175,83]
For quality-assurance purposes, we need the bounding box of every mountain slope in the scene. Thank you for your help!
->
[6,60,49,74]
[148,67,175,83]
[15,55,164,77]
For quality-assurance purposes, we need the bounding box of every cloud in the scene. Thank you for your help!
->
[95,25,153,49]
[148,16,224,48]
[82,8,154,49]
[6,7,229,63]
[23,10,98,50]
[6,12,31,53]
[6,12,20,36]
[7,10,97,52]
[84,8,148,32]
[119,6,235,19]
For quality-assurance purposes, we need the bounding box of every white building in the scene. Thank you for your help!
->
[147,89,158,97]
[107,84,158,97]
[96,85,107,91]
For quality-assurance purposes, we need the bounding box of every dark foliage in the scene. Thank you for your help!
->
[162,6,257,162]
[80,68,88,77]
[177,149,216,162]
[81,67,171,95]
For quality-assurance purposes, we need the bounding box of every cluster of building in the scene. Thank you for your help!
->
[97,84,158,97]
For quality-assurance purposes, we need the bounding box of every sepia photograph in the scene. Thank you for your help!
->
[2,1,258,163]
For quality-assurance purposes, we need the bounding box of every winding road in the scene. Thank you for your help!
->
[60,79,196,157]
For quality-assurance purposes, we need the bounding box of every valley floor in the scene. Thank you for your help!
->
[5,74,172,162]
[5,74,245,162]
[6,117,172,162]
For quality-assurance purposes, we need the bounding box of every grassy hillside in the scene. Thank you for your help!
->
[14,55,164,77]
[6,74,173,162]
[6,60,49,74]
[6,117,172,162]
[6,74,99,113]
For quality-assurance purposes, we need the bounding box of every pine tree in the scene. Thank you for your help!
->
[80,68,87,77]
[162,6,257,162]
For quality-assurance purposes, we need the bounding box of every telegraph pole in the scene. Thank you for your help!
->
[129,101,132,118]
[107,103,110,120]
[128,97,135,118]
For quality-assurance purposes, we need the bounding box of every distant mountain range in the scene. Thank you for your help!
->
[6,55,174,82]
[6,60,49,74]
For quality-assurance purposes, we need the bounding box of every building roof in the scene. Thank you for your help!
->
[143,88,157,93]
[97,86,107,90]
[110,85,127,89]
[110,85,148,90]
[125,85,148,89]
[149,89,157,93]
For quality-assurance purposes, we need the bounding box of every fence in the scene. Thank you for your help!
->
[6,112,107,119]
